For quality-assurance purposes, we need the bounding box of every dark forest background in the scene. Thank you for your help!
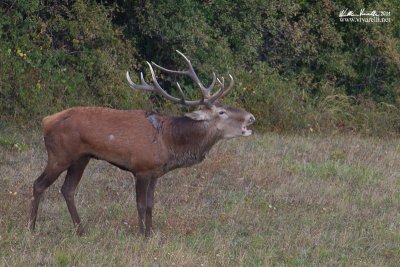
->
[1,0,399,135]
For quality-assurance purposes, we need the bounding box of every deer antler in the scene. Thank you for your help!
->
[126,50,234,107]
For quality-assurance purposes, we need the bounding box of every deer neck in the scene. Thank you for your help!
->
[162,116,222,170]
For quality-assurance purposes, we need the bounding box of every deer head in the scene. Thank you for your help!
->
[126,50,255,139]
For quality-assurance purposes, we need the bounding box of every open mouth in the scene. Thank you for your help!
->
[241,115,255,137]
[241,125,252,136]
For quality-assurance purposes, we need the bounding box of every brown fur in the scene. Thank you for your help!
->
[29,106,253,236]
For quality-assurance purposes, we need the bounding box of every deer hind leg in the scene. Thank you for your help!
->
[29,161,69,232]
[61,156,89,236]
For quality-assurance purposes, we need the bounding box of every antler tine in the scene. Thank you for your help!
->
[217,77,224,88]
[220,74,234,98]
[175,82,185,100]
[206,74,234,103]
[151,61,186,76]
[146,62,183,103]
[126,71,154,91]
[204,72,217,96]
[152,50,217,99]
[178,82,206,105]
[147,62,205,107]
[175,50,217,98]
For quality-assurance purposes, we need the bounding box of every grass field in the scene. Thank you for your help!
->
[0,127,399,266]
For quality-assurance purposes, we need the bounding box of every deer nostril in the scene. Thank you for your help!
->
[249,115,256,124]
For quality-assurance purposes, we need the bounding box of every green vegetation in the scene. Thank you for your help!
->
[1,2,399,265]
[1,0,399,135]
[1,129,399,265]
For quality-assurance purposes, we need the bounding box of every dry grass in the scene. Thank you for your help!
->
[1,127,399,266]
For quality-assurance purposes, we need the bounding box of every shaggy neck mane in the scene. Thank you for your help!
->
[160,116,222,170]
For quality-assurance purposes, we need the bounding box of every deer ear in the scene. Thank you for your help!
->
[185,110,211,121]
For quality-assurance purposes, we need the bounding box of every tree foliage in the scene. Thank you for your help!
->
[1,0,399,135]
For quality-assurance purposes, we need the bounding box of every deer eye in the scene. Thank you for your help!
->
[218,111,226,115]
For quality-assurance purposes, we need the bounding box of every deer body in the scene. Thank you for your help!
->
[30,51,255,237]
[43,107,222,176]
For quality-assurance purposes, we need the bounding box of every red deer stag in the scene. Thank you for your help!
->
[29,51,255,237]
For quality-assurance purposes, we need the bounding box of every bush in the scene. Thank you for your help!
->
[1,0,399,136]
[0,0,144,123]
